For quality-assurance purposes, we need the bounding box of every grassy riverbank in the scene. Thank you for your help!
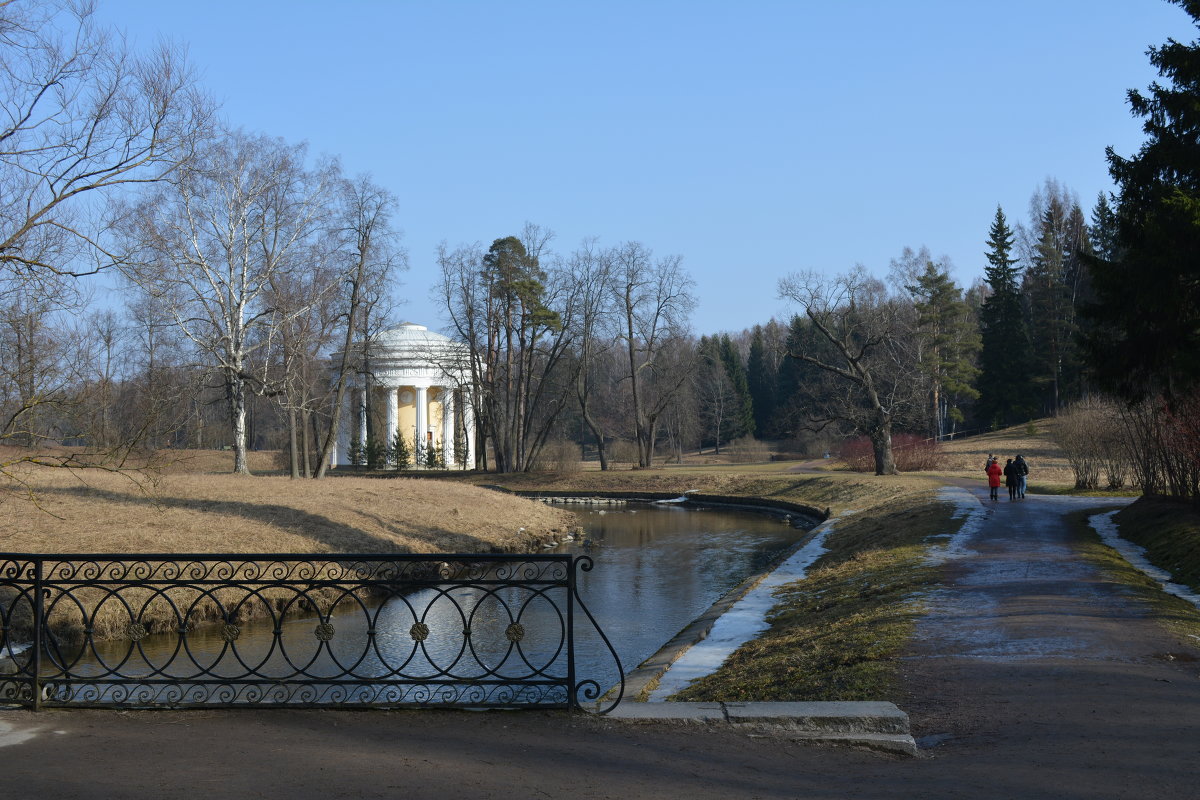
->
[670,489,954,703]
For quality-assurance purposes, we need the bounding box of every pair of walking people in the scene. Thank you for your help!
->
[985,454,1029,500]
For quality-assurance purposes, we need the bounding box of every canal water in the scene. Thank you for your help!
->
[553,503,812,689]
[37,503,813,703]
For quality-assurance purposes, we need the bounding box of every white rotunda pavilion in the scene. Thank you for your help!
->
[329,322,476,468]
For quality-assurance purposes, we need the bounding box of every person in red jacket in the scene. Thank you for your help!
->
[986,458,1003,500]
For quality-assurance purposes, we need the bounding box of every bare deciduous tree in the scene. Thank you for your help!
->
[314,175,405,479]
[124,130,337,474]
[778,267,921,475]
[568,239,617,470]
[610,242,695,468]
[1,1,210,292]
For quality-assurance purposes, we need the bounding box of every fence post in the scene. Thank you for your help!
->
[566,555,577,711]
[32,558,43,712]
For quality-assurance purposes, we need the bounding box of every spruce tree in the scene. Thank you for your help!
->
[1084,0,1200,399]
[719,334,755,439]
[746,326,778,437]
[1089,192,1120,262]
[976,206,1036,428]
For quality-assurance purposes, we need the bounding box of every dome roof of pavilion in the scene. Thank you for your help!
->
[368,322,455,352]
[329,322,471,384]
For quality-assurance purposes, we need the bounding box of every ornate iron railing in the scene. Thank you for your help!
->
[0,553,623,712]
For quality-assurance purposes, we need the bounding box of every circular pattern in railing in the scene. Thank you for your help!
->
[2,553,622,712]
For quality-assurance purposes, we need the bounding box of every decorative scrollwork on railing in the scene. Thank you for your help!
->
[0,552,624,713]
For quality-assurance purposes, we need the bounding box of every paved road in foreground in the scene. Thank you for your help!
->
[3,489,1200,799]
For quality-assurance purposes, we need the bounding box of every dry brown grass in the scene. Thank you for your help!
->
[0,458,577,556]
[936,420,1076,488]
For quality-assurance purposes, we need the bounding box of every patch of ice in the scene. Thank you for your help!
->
[646,517,836,701]
[1090,510,1200,611]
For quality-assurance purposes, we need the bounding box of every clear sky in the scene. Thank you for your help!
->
[93,0,1196,335]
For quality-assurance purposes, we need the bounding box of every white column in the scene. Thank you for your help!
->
[334,388,352,467]
[441,388,455,466]
[414,386,427,466]
[357,387,368,450]
[463,393,476,469]
[385,386,398,459]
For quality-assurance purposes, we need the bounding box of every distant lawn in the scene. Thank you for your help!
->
[0,456,576,556]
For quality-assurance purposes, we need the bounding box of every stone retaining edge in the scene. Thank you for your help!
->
[606,701,918,757]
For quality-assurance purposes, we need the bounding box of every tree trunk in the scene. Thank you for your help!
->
[301,408,312,478]
[228,371,250,475]
[288,406,300,479]
[870,416,897,476]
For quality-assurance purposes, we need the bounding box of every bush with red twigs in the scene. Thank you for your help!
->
[838,433,944,473]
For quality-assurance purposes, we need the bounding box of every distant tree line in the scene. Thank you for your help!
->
[3,0,1197,500]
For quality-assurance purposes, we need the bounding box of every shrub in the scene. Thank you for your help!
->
[530,439,582,473]
[838,437,875,472]
[726,436,772,463]
[607,439,639,467]
[838,433,943,473]
[391,431,411,470]
[1053,399,1131,490]
[893,433,943,472]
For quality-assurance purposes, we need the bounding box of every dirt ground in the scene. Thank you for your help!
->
[4,486,1200,798]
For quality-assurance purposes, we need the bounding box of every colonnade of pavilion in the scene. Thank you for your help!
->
[335,382,474,467]
[328,322,477,469]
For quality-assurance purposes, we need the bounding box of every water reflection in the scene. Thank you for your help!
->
[558,504,808,682]
[55,504,809,704]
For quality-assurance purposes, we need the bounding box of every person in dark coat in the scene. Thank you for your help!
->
[1003,458,1018,500]
[986,458,1003,500]
[1015,454,1029,498]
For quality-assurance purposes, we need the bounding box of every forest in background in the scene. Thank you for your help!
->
[2,1,1198,499]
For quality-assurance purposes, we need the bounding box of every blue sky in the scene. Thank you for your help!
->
[95,0,1196,334]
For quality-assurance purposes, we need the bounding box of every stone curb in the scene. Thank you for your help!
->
[606,701,918,757]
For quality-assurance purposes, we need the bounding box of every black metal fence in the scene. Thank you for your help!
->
[0,553,623,712]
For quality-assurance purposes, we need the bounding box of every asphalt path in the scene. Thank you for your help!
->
[3,489,1200,799]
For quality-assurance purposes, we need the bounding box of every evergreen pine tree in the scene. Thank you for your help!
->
[905,261,980,438]
[976,206,1036,428]
[1084,0,1200,398]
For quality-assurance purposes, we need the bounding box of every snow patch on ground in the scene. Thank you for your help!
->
[928,486,987,563]
[646,517,838,701]
[0,719,39,748]
[1090,510,1200,611]
[1,642,28,658]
